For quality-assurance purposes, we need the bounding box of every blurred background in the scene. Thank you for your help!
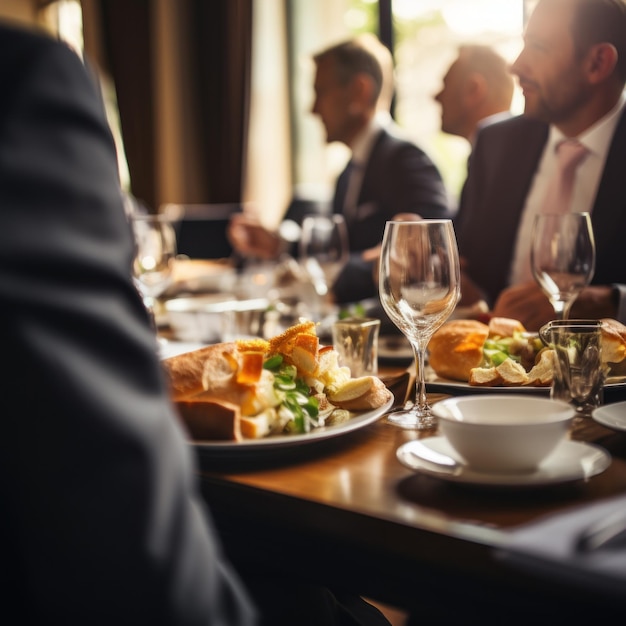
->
[3,0,537,226]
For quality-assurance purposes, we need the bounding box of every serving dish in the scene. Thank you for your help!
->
[397,437,611,487]
[192,395,393,456]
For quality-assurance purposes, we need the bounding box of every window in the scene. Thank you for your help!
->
[287,0,531,210]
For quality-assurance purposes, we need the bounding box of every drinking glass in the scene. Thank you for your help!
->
[379,220,461,429]
[131,213,177,332]
[530,212,595,320]
[299,214,349,297]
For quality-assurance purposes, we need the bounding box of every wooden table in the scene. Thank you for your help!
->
[195,365,626,619]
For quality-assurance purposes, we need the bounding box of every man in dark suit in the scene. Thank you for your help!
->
[456,0,626,330]
[229,34,450,305]
[0,21,257,625]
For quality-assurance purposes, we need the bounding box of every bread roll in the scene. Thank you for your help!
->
[428,320,489,382]
[601,318,626,364]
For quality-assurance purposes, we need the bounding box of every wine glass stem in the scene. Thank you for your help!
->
[412,343,429,412]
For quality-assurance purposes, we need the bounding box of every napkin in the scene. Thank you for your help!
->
[495,493,626,603]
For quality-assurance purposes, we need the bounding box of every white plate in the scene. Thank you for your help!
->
[426,377,626,397]
[397,437,611,487]
[425,377,550,395]
[193,396,394,456]
[592,401,626,432]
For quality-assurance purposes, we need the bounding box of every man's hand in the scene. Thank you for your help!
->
[492,281,555,330]
[493,283,618,331]
[227,214,282,260]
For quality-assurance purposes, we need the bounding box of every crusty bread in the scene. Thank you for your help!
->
[428,319,490,381]
[601,318,626,364]
[163,342,238,400]
[526,349,555,387]
[469,358,529,387]
[488,317,526,337]
[496,358,529,386]
[468,366,501,387]
[328,376,392,411]
[174,398,241,441]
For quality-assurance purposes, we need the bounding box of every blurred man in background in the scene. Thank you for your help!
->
[228,34,450,305]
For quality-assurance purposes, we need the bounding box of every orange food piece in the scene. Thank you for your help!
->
[236,351,264,385]
[268,321,317,356]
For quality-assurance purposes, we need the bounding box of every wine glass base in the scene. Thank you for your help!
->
[386,408,437,430]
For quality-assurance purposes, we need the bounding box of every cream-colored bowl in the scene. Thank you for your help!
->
[432,395,574,473]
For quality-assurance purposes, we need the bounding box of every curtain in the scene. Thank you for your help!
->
[82,0,253,211]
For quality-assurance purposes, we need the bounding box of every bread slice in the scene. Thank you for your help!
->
[163,342,238,400]
[496,358,529,386]
[526,349,555,387]
[174,397,241,441]
[468,366,502,387]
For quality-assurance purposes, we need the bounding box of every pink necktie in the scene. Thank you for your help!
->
[541,139,589,214]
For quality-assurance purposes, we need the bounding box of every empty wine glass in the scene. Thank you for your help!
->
[131,213,177,333]
[379,220,460,429]
[530,212,595,320]
[299,214,349,297]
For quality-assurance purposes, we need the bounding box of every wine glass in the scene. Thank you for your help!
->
[379,220,461,429]
[131,213,177,333]
[299,214,349,297]
[530,212,595,320]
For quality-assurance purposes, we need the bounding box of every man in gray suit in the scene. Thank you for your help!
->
[456,0,626,330]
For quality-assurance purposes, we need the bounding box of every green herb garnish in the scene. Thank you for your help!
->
[264,355,320,433]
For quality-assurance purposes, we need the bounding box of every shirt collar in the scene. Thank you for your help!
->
[549,92,626,157]
[349,116,384,167]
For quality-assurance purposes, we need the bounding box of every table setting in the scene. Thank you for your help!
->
[141,215,626,618]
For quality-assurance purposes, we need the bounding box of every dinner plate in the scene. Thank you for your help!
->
[425,377,626,397]
[396,437,611,487]
[425,377,550,395]
[592,401,626,432]
[192,395,394,456]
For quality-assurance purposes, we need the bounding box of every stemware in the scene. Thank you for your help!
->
[299,214,349,297]
[530,212,595,320]
[131,213,177,333]
[379,220,460,429]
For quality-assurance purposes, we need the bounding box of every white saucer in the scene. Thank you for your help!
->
[396,437,611,487]
[592,401,626,432]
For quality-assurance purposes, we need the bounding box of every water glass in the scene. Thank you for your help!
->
[332,317,381,377]
[539,319,607,416]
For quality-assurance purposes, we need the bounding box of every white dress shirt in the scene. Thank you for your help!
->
[509,93,626,285]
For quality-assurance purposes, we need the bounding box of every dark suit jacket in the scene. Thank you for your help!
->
[332,126,450,303]
[0,23,255,625]
[456,111,626,308]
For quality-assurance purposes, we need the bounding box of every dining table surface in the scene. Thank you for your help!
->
[163,259,626,619]
[192,362,626,618]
